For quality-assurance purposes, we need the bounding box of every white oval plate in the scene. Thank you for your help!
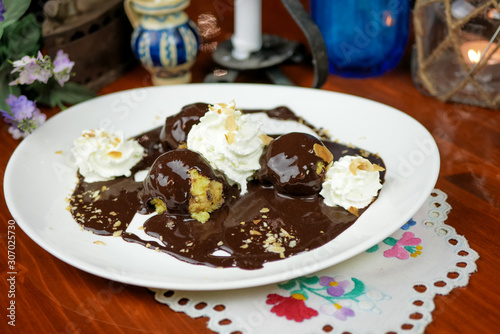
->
[4,84,439,290]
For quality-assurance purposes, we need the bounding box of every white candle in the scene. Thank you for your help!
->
[231,0,262,60]
[461,40,500,65]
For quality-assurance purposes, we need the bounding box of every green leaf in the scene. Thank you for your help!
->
[278,279,297,290]
[0,0,32,39]
[300,275,320,285]
[0,62,20,111]
[52,82,97,105]
[2,13,41,61]
[404,245,416,253]
[341,277,366,300]
[32,81,60,107]
[383,237,398,247]
[28,80,96,108]
[366,244,379,253]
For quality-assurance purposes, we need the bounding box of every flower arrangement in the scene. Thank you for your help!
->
[0,0,95,139]
[1,50,76,138]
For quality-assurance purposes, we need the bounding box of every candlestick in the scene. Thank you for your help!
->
[231,0,262,60]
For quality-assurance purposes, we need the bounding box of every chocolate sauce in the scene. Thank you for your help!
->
[69,106,385,269]
[159,102,209,150]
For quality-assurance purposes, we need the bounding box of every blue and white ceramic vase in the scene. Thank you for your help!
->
[124,0,199,85]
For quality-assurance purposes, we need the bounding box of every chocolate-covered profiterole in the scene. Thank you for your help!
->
[258,132,333,196]
[159,102,209,150]
[140,149,232,222]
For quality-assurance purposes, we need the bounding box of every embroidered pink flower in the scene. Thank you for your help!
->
[319,276,351,297]
[266,293,318,322]
[384,232,422,260]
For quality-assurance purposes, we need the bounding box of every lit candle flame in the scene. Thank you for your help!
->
[468,49,481,63]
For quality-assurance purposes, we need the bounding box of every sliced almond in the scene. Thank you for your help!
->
[349,158,377,175]
[267,245,285,254]
[111,137,121,147]
[313,143,333,163]
[348,206,359,217]
[358,160,374,172]
[93,240,106,246]
[259,134,273,145]
[83,131,95,138]
[108,151,123,159]
[349,160,361,175]
[226,114,237,131]
[225,132,235,144]
[373,164,385,172]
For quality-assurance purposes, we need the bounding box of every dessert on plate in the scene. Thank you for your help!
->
[67,100,385,269]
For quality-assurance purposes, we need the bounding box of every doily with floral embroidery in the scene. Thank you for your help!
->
[151,189,479,334]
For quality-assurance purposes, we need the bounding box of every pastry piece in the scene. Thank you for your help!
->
[258,132,333,196]
[140,149,230,223]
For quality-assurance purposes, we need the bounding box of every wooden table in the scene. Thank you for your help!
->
[1,2,499,333]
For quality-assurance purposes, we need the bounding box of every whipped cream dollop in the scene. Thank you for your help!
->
[72,129,145,183]
[186,101,266,194]
[320,155,384,210]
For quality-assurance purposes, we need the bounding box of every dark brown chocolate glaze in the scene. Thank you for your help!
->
[258,132,330,196]
[69,105,385,269]
[159,102,209,150]
[140,149,233,214]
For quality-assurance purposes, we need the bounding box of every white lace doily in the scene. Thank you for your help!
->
[151,189,479,334]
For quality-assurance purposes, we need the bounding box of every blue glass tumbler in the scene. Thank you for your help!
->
[310,0,410,78]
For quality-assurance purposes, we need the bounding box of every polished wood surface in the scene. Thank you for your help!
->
[1,2,499,333]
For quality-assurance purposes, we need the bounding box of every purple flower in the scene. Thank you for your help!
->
[0,0,6,22]
[3,95,36,123]
[8,109,46,139]
[333,304,355,320]
[10,52,53,85]
[319,276,351,297]
[319,302,355,321]
[53,50,75,86]
[1,95,46,138]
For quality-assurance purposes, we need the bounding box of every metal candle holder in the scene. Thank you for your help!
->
[205,0,329,88]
